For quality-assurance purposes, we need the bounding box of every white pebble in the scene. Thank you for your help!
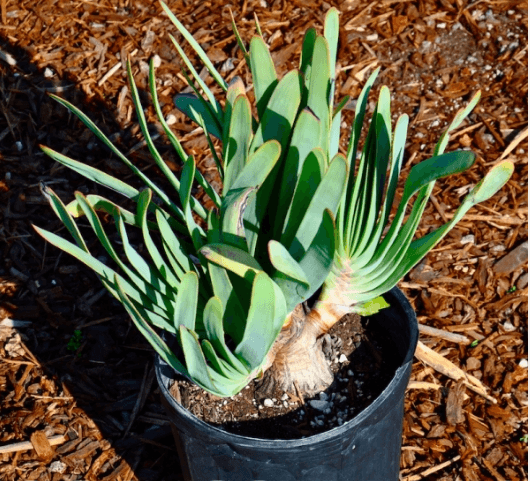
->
[263,398,274,408]
[44,68,54,78]
[165,114,177,126]
[503,321,516,332]
[339,354,348,363]
[461,235,475,245]
[519,359,528,368]
[152,54,161,68]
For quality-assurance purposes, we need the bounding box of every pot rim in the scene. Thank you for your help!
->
[155,286,418,448]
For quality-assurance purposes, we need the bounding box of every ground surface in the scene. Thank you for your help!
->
[0,0,527,480]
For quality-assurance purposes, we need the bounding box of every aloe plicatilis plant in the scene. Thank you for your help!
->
[35,2,513,398]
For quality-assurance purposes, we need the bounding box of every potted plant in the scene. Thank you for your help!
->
[34,2,513,479]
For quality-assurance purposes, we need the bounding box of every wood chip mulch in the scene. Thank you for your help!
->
[0,0,527,480]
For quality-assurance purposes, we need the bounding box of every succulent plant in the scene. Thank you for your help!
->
[35,2,513,398]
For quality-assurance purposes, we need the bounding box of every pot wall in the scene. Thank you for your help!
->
[155,287,419,481]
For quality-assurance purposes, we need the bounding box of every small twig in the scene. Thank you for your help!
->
[0,434,68,454]
[418,324,470,345]
[415,341,496,403]
[497,126,528,161]
[403,455,461,480]
[293,381,305,405]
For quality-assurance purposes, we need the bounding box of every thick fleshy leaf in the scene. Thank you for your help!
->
[299,27,317,105]
[249,36,278,119]
[180,156,206,252]
[137,189,182,290]
[202,296,249,375]
[280,147,325,244]
[273,209,335,311]
[273,108,321,239]
[34,225,174,325]
[174,92,223,140]
[351,160,514,302]
[223,94,253,195]
[287,153,347,259]
[307,36,332,161]
[249,69,302,154]
[173,272,199,330]
[179,325,217,392]
[234,272,286,370]
[200,243,263,281]
[268,240,309,286]
[114,274,188,374]
[324,8,339,84]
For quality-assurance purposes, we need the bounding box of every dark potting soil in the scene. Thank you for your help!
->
[168,313,402,440]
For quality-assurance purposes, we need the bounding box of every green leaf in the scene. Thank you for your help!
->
[273,209,335,311]
[280,147,325,245]
[352,296,390,316]
[273,108,321,238]
[202,296,249,375]
[299,27,317,106]
[249,69,302,154]
[41,145,138,200]
[155,209,193,278]
[179,325,217,392]
[40,185,88,252]
[174,92,223,140]
[114,274,189,374]
[223,94,254,195]
[268,241,309,286]
[234,272,286,370]
[287,153,347,259]
[249,36,278,119]
[34,225,175,326]
[340,68,379,242]
[173,272,199,330]
[307,35,332,161]
[137,189,182,290]
[160,2,228,91]
[434,91,481,156]
[229,9,251,68]
[221,186,257,250]
[324,7,340,109]
[44,97,185,221]
[200,243,263,282]
[180,156,206,252]
[146,60,209,219]
[230,139,282,192]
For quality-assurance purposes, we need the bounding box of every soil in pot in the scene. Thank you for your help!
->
[168,312,402,440]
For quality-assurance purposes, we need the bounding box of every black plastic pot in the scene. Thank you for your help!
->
[155,287,418,481]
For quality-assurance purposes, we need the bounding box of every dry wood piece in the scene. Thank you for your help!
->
[418,324,471,344]
[30,430,55,463]
[0,433,67,455]
[403,455,461,480]
[414,341,496,404]
[446,379,466,425]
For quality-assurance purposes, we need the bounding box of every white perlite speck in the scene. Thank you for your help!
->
[519,359,528,368]
[263,399,274,408]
